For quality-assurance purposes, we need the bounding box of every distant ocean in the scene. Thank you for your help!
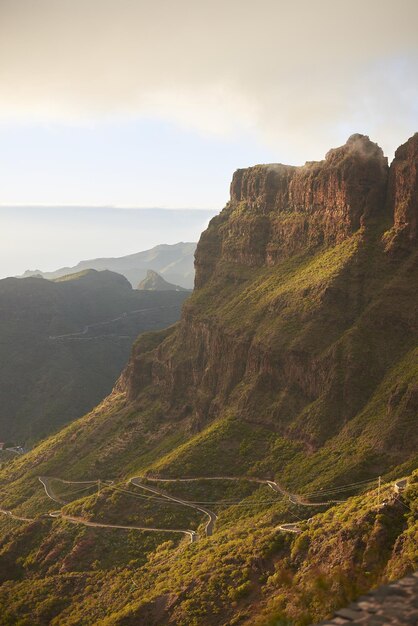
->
[0,206,216,279]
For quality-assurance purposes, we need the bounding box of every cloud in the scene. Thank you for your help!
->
[0,0,417,161]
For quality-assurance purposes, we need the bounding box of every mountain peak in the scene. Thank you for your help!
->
[54,268,132,290]
[137,269,189,291]
[325,133,386,162]
[196,135,389,288]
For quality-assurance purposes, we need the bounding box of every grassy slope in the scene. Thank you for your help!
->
[0,472,416,625]
[0,229,416,624]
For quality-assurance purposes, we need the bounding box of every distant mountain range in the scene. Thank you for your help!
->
[20,242,197,289]
[0,268,190,444]
[1,206,216,281]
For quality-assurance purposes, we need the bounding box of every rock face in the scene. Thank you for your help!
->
[121,133,418,453]
[1,134,417,626]
[385,132,418,252]
[196,134,388,287]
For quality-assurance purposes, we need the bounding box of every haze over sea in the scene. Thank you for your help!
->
[0,206,216,279]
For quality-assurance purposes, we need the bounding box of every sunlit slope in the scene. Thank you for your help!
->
[0,469,416,625]
[0,134,416,626]
[0,230,416,517]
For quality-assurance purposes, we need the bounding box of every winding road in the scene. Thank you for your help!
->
[276,522,302,533]
[0,508,34,522]
[39,477,197,542]
[39,476,66,504]
[127,474,356,535]
[130,477,218,537]
[1,473,381,542]
[48,510,197,542]
[49,305,179,341]
[140,475,343,506]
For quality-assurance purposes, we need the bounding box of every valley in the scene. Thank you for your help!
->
[0,133,416,625]
[0,269,189,445]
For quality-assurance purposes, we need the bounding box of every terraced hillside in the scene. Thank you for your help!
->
[0,134,416,625]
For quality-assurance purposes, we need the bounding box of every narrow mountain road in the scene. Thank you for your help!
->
[130,477,218,537]
[142,475,267,485]
[130,476,310,535]
[277,522,302,533]
[49,305,179,340]
[48,511,197,542]
[144,475,342,507]
[3,473,379,542]
[38,476,66,504]
[266,479,344,506]
[0,508,34,522]
[38,477,197,543]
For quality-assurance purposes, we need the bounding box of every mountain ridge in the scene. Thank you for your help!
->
[0,133,416,626]
[20,241,198,289]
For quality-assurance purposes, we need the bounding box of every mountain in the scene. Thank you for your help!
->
[20,241,197,288]
[0,134,417,626]
[137,269,189,291]
[0,269,190,445]
[2,207,216,282]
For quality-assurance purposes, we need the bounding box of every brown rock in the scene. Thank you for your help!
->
[195,134,388,287]
[119,133,417,452]
[384,132,418,252]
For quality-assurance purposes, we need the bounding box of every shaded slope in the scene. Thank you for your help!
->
[0,270,189,444]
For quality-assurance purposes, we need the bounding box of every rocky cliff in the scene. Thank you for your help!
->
[385,132,418,251]
[0,134,417,626]
[195,134,388,287]
[122,133,418,460]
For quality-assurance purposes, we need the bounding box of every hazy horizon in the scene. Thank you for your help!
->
[0,206,216,279]
[1,1,416,277]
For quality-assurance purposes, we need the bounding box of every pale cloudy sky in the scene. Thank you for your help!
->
[0,0,417,208]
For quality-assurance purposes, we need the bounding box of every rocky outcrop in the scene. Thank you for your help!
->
[122,134,418,449]
[384,133,418,252]
[196,134,388,287]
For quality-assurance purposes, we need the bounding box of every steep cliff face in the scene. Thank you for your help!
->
[0,134,417,626]
[385,132,418,251]
[122,133,417,461]
[195,134,388,287]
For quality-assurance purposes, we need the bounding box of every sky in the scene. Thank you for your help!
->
[0,207,216,278]
[0,0,417,275]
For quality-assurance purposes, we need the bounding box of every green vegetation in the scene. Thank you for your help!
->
[0,165,417,624]
[0,270,189,444]
[0,473,416,625]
